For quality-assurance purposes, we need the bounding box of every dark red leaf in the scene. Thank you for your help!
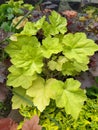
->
[0,118,18,130]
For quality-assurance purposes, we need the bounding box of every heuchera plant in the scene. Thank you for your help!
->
[5,11,98,120]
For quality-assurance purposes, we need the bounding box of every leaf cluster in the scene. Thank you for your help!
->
[19,97,98,130]
[5,10,98,119]
[0,0,34,32]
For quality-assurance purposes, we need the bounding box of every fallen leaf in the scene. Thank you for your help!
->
[12,16,28,29]
[22,115,42,130]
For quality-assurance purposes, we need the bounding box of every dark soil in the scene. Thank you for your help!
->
[0,90,12,118]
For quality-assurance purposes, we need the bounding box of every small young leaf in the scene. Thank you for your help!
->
[48,56,68,71]
[48,60,57,71]
[62,60,88,76]
[48,56,88,75]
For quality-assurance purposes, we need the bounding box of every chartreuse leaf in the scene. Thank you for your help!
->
[48,56,88,76]
[48,56,67,71]
[27,77,86,119]
[55,78,86,119]
[26,77,63,112]
[62,60,88,76]
[42,37,62,58]
[49,11,67,34]
[11,45,43,74]
[23,3,34,11]
[20,22,36,36]
[62,33,98,63]
[7,65,37,89]
[5,35,40,57]
[42,11,67,36]
[12,87,33,109]
[48,60,57,71]
[21,16,45,36]
[34,16,46,30]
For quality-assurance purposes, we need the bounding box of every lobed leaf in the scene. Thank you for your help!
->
[11,45,43,74]
[5,35,40,57]
[62,33,98,63]
[42,36,62,58]
[26,77,63,112]
[55,78,87,119]
[42,11,67,36]
[62,60,88,76]
[7,66,37,89]
[48,56,68,71]
[21,16,45,36]
[48,56,88,76]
